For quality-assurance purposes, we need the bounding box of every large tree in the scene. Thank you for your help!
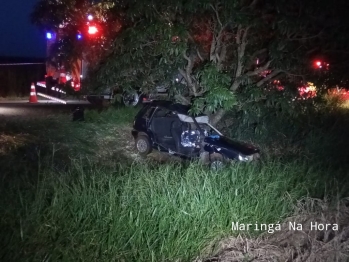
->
[95,0,324,123]
[32,0,348,123]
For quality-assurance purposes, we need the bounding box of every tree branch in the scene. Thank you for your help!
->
[246,60,272,76]
[287,31,323,41]
[231,25,249,91]
[230,79,241,92]
[181,51,200,96]
[256,69,282,87]
[250,48,267,61]
[210,108,226,125]
[241,26,249,44]
[249,0,259,8]
[175,94,191,105]
[196,48,204,61]
[236,24,242,45]
[210,22,228,66]
[209,34,217,62]
[210,4,222,28]
[214,28,224,65]
[217,43,227,70]
[245,48,268,69]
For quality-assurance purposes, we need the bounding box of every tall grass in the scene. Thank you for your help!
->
[1,105,349,261]
[0,106,138,163]
[84,106,138,125]
[1,158,335,262]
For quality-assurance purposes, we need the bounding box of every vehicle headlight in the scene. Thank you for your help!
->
[238,155,251,162]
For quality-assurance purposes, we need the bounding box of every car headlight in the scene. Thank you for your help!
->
[238,155,252,162]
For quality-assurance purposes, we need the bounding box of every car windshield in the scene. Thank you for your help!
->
[177,113,209,124]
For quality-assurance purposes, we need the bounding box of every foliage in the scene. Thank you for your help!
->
[91,0,336,122]
[31,0,349,123]
[191,64,235,114]
[31,0,122,69]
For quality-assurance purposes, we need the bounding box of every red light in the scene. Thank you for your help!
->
[314,60,323,69]
[88,26,98,35]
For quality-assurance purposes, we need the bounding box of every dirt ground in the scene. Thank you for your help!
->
[94,124,185,166]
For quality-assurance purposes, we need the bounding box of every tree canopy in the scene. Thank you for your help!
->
[31,0,349,122]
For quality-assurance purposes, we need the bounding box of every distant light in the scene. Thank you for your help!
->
[88,26,98,34]
[77,33,82,40]
[316,61,321,66]
[46,32,53,39]
[88,14,93,21]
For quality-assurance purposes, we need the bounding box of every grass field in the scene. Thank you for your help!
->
[0,104,348,261]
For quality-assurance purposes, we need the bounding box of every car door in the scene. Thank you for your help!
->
[134,105,155,134]
[149,107,177,150]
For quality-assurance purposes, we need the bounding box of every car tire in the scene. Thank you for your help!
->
[209,153,225,171]
[122,90,140,107]
[135,135,152,156]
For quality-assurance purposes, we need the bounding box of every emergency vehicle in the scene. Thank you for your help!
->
[35,29,86,97]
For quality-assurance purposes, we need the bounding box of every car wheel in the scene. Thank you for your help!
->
[135,135,152,156]
[122,90,140,107]
[209,153,225,171]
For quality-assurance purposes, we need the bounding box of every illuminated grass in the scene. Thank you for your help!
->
[1,159,330,261]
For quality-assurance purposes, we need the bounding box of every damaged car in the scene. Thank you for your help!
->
[131,100,260,169]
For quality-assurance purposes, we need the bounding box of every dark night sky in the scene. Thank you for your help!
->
[0,0,46,58]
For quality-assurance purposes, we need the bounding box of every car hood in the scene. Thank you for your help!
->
[204,135,259,156]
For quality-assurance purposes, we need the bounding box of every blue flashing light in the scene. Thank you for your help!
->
[77,33,82,40]
[46,32,53,40]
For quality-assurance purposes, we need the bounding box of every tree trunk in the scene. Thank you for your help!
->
[210,108,226,126]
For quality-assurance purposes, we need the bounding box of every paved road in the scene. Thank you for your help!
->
[0,100,95,118]
[0,99,90,104]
